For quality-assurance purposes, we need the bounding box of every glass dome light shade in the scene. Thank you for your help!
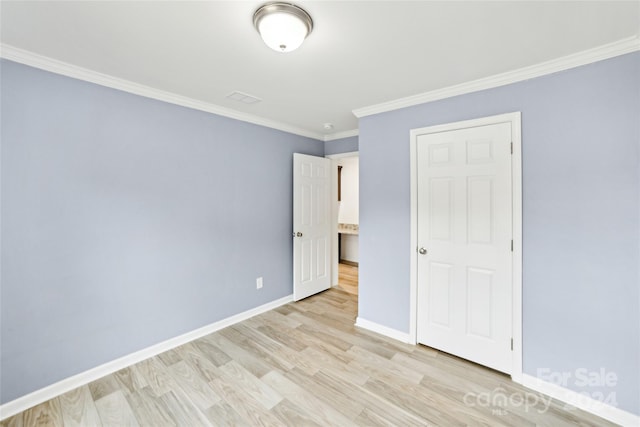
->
[253,3,313,53]
[258,12,308,52]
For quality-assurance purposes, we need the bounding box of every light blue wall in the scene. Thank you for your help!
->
[324,135,358,156]
[358,52,640,415]
[0,59,324,403]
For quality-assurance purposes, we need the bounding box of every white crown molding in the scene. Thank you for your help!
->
[324,129,359,141]
[521,374,640,426]
[0,294,293,421]
[353,36,640,118]
[0,44,325,141]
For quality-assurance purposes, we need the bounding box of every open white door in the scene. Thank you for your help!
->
[293,153,331,300]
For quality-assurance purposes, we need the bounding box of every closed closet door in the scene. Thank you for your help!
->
[416,122,513,374]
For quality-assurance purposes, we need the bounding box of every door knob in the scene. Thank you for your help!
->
[418,247,427,255]
[296,232,303,237]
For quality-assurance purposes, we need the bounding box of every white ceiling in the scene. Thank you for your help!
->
[2,1,639,139]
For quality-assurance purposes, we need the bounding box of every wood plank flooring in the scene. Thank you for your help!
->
[2,288,616,426]
[337,262,358,296]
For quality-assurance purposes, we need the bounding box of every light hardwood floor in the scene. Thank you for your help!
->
[337,262,358,296]
[2,288,615,426]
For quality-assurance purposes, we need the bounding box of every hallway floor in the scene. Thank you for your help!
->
[337,262,358,296]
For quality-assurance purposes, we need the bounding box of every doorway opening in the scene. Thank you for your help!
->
[327,152,359,297]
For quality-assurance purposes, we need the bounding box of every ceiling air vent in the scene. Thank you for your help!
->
[226,91,262,105]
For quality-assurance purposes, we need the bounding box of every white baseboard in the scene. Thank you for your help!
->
[521,374,640,426]
[351,320,640,425]
[0,294,293,421]
[355,317,412,344]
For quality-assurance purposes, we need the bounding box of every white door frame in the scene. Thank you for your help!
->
[409,112,523,383]
[326,151,359,287]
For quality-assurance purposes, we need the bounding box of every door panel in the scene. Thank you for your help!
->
[429,178,453,241]
[466,267,494,339]
[467,176,493,244]
[416,122,512,374]
[429,262,453,328]
[293,153,331,300]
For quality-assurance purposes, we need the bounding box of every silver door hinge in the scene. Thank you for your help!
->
[510,142,513,154]
[511,338,513,351]
[511,240,513,252]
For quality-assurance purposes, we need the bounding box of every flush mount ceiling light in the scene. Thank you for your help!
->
[253,2,313,53]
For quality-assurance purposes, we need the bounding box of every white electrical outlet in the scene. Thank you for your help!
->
[256,277,263,289]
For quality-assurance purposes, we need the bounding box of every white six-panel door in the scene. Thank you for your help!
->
[293,153,331,301]
[416,122,513,374]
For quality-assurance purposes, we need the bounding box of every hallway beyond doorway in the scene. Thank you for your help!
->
[337,262,358,295]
